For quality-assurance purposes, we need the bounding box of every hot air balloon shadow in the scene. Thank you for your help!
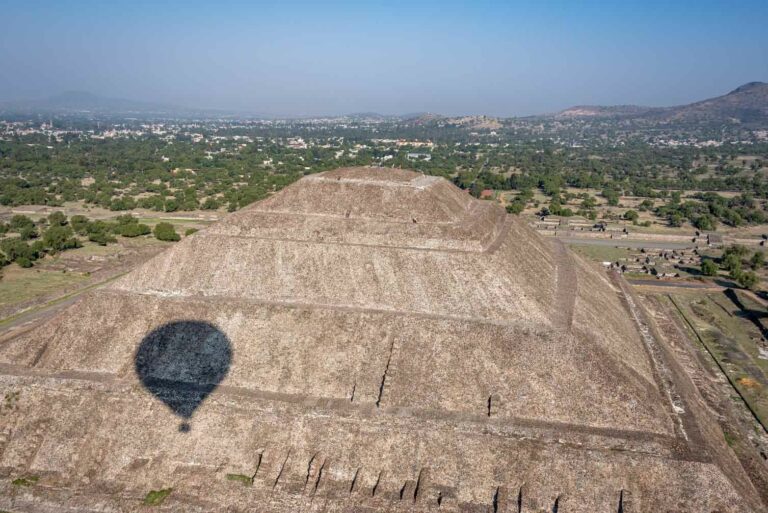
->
[135,320,232,432]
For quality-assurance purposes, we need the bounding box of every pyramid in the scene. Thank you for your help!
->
[0,167,763,511]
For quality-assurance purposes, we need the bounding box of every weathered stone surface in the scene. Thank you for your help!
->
[0,167,765,511]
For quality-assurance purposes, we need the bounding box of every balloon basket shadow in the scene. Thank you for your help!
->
[179,422,191,432]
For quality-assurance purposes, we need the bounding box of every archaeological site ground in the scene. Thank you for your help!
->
[1,167,767,512]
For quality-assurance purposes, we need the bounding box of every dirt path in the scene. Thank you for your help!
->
[552,239,576,332]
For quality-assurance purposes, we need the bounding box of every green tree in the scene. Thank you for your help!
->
[602,188,619,206]
[85,220,117,245]
[750,251,765,270]
[120,223,151,237]
[89,232,116,245]
[700,259,718,276]
[17,225,38,240]
[693,215,716,231]
[722,253,742,274]
[154,222,180,242]
[668,213,683,228]
[506,201,525,215]
[70,215,90,235]
[623,210,639,223]
[43,225,80,253]
[48,211,68,226]
[0,238,39,267]
[738,270,759,290]
[9,214,34,232]
[201,197,220,210]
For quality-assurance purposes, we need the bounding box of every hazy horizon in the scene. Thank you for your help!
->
[1,0,767,117]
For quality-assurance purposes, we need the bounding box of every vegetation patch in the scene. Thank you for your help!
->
[153,222,180,242]
[2,391,20,412]
[0,265,87,308]
[225,473,254,486]
[12,475,39,487]
[143,488,173,506]
[737,377,761,389]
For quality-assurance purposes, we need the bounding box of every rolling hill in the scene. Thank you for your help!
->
[557,81,768,124]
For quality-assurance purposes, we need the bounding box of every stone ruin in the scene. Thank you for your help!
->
[0,167,765,511]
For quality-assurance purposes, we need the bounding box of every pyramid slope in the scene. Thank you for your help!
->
[0,167,764,511]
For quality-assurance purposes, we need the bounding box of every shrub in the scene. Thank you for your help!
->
[15,256,33,268]
[88,231,117,246]
[70,215,90,234]
[120,223,151,237]
[114,214,138,226]
[738,271,759,290]
[154,222,180,242]
[84,220,117,245]
[143,488,172,506]
[623,210,639,223]
[1,238,39,266]
[43,225,80,253]
[201,197,220,210]
[48,211,67,226]
[12,475,39,487]
[701,259,718,276]
[693,214,717,231]
[17,225,38,240]
[9,214,34,232]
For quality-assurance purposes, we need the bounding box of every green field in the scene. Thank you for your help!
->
[0,265,88,308]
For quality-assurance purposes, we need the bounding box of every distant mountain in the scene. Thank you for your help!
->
[399,112,443,122]
[43,91,174,112]
[0,91,234,117]
[345,112,391,120]
[556,104,658,119]
[664,81,768,123]
[556,82,768,125]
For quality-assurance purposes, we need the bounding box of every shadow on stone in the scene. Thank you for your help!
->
[134,320,232,432]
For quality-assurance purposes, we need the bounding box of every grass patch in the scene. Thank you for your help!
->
[143,488,172,506]
[0,265,88,307]
[12,475,39,487]
[226,473,254,486]
[724,430,737,447]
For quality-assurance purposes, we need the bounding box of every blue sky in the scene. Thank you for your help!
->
[1,0,766,116]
